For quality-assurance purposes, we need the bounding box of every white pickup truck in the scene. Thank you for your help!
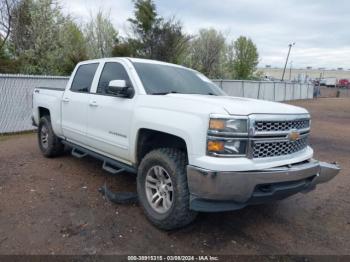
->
[32,58,340,230]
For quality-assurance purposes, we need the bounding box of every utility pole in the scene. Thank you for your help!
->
[282,42,295,81]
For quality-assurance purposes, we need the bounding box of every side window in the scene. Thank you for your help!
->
[97,62,131,94]
[70,63,99,93]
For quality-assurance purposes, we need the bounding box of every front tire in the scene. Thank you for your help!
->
[137,148,197,230]
[38,116,64,157]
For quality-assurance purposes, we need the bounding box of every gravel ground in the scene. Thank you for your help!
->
[0,98,349,255]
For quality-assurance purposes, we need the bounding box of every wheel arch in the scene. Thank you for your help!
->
[38,107,51,119]
[135,128,189,166]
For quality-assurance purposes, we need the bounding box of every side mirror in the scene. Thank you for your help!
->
[106,80,134,98]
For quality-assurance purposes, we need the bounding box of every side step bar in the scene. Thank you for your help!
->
[71,148,88,158]
[62,140,136,174]
[102,161,125,175]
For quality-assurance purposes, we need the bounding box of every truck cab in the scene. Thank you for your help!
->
[32,58,340,230]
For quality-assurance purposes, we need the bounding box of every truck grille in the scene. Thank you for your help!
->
[254,119,310,132]
[252,136,308,158]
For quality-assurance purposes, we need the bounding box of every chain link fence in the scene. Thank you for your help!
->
[212,80,313,101]
[318,86,350,98]
[1,74,314,134]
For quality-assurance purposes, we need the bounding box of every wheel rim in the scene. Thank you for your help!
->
[145,165,174,214]
[40,125,49,149]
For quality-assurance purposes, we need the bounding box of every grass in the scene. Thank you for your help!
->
[0,130,36,142]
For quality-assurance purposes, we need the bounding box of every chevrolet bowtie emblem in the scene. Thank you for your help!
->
[288,130,300,142]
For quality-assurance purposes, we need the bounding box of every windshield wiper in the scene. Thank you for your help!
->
[150,91,217,96]
[193,92,217,96]
[150,91,179,95]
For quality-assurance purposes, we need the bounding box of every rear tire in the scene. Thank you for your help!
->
[137,148,197,230]
[38,116,64,157]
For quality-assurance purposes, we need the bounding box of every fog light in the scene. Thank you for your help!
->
[207,140,224,152]
[207,139,247,156]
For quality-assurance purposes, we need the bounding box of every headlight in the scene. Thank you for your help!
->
[207,115,249,157]
[209,118,248,134]
[207,139,247,156]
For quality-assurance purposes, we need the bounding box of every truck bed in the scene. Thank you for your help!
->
[32,86,65,136]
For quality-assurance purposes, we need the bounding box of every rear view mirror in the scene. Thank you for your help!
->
[106,80,134,98]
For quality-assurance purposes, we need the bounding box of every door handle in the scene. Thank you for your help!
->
[62,97,70,103]
[89,101,98,107]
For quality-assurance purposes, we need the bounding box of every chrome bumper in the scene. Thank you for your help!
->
[187,160,340,212]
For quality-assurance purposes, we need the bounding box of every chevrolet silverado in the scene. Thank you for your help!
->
[32,58,340,230]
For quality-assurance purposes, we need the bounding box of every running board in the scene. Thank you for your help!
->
[71,148,88,158]
[62,140,136,174]
[102,161,125,175]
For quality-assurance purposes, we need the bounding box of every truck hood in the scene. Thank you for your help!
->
[165,94,309,115]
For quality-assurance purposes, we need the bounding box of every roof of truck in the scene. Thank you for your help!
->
[79,57,186,69]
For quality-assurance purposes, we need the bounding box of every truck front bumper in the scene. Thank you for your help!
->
[187,159,340,212]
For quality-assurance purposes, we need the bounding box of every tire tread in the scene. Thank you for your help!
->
[137,148,197,230]
[38,116,64,157]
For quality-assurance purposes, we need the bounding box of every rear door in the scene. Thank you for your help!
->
[86,61,135,163]
[61,62,99,146]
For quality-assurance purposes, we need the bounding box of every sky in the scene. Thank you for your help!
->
[60,0,350,69]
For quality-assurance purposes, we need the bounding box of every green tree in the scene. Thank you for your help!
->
[127,0,190,63]
[185,28,226,78]
[151,19,190,63]
[59,20,88,74]
[10,0,32,56]
[8,0,86,75]
[0,39,21,73]
[13,0,67,74]
[128,0,158,57]
[229,36,259,79]
[128,0,158,34]
[84,10,118,59]
[0,0,20,51]
[112,38,135,57]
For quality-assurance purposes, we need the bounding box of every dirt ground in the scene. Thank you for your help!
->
[319,86,350,98]
[0,98,349,255]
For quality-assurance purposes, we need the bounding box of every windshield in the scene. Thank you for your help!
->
[133,62,226,96]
